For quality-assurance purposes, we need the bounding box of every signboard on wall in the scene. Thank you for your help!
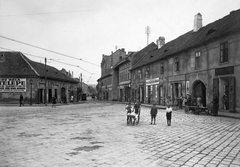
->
[146,78,159,85]
[0,78,26,92]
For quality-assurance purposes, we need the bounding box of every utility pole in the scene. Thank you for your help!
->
[80,73,82,101]
[145,26,151,45]
[44,57,47,105]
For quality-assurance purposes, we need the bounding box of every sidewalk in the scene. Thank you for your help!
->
[141,103,240,119]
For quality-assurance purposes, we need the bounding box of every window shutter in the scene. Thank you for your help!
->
[213,78,219,99]
[229,76,235,112]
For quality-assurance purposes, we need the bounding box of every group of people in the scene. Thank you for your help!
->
[126,101,141,124]
[150,103,172,126]
[126,101,172,126]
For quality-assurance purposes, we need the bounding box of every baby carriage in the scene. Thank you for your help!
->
[126,103,139,125]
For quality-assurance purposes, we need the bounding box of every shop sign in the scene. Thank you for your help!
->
[146,78,159,85]
[215,66,234,76]
[0,78,26,92]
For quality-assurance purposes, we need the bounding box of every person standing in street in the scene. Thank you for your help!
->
[166,104,173,126]
[19,94,24,107]
[134,100,141,124]
[150,103,158,125]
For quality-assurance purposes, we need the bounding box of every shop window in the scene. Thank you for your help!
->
[195,51,202,69]
[220,42,228,63]
[174,57,179,72]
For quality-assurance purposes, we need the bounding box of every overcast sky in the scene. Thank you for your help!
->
[0,0,239,85]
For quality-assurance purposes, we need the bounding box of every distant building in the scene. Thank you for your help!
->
[113,51,135,102]
[0,52,78,104]
[97,49,126,100]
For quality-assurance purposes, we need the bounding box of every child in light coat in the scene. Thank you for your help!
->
[166,105,173,126]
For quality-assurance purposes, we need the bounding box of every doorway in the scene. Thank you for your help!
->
[61,87,66,103]
[215,76,235,112]
[192,80,206,107]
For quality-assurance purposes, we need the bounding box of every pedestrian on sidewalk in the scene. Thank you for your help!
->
[19,94,24,107]
[166,104,173,126]
[150,103,158,125]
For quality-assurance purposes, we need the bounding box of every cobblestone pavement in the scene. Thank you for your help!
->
[0,102,240,167]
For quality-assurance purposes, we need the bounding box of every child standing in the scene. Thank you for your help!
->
[166,105,172,126]
[126,102,132,124]
[150,103,158,125]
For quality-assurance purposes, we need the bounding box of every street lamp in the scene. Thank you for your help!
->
[30,79,33,105]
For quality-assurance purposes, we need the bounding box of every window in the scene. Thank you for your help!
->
[174,57,179,72]
[160,63,164,74]
[220,42,228,63]
[195,51,201,69]
[145,67,150,78]
[138,69,142,79]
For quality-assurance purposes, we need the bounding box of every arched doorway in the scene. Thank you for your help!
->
[192,80,206,107]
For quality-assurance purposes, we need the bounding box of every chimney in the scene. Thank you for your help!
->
[156,36,165,48]
[194,13,202,32]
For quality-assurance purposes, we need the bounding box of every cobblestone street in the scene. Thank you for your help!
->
[0,102,240,167]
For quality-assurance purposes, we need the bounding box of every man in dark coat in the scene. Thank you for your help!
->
[150,103,158,125]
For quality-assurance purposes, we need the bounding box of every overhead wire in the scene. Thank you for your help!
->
[0,9,104,17]
[0,46,96,82]
[0,35,100,67]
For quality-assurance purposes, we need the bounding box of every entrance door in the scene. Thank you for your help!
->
[61,87,66,103]
[38,89,43,103]
[119,89,123,102]
[48,89,52,103]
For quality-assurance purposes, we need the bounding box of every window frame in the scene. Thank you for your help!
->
[195,51,202,69]
[220,42,228,63]
[174,57,180,72]
[145,67,150,78]
[160,62,164,74]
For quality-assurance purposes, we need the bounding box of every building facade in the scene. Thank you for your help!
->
[130,10,240,112]
[113,52,135,102]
